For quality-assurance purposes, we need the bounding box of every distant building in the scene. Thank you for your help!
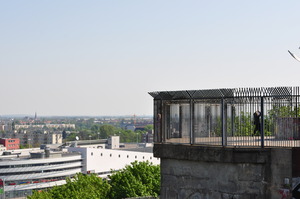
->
[14,124,75,130]
[0,125,12,131]
[125,124,135,131]
[0,145,6,152]
[68,135,160,178]
[0,148,82,198]
[0,138,20,150]
[142,131,153,143]
[107,136,120,149]
[0,136,159,198]
[1,131,62,147]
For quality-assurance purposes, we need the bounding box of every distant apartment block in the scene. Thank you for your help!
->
[14,124,75,130]
[0,124,12,131]
[1,131,62,147]
[0,138,20,150]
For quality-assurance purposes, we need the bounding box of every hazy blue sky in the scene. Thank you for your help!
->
[1,1,300,116]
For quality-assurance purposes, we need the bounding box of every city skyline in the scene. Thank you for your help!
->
[1,1,300,116]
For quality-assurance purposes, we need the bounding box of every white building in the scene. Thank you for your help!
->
[68,146,160,178]
[0,148,82,198]
[0,136,160,198]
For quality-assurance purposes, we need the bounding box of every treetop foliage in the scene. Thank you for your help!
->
[28,161,160,199]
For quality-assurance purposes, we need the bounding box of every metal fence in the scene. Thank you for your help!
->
[149,87,300,148]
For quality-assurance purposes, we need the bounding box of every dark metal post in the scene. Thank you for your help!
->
[190,99,193,144]
[260,97,264,148]
[221,98,227,146]
[231,105,235,136]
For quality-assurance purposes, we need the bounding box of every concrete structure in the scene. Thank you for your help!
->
[107,136,120,149]
[0,138,20,150]
[155,144,295,199]
[149,87,300,199]
[0,148,82,199]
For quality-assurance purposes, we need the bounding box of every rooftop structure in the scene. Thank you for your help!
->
[149,86,300,147]
[149,86,300,198]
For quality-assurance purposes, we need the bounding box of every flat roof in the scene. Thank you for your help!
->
[149,86,299,100]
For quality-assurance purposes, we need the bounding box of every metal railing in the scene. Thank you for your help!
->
[150,87,300,148]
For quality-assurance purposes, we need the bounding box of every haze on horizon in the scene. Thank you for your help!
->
[1,1,300,116]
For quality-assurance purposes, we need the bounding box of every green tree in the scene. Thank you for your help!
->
[99,124,116,138]
[144,124,153,132]
[28,173,111,199]
[65,132,77,141]
[234,111,253,136]
[109,161,160,199]
[27,162,160,199]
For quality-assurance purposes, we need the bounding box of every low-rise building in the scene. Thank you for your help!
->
[0,138,20,150]
[0,148,82,198]
[0,136,160,198]
[68,146,160,178]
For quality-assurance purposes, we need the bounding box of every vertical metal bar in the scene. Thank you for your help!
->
[261,97,265,148]
[159,99,163,143]
[231,105,234,137]
[296,86,298,118]
[297,87,299,147]
[162,101,168,143]
[221,98,227,146]
[190,99,193,145]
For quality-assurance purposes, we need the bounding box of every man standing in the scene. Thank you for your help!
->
[253,111,261,136]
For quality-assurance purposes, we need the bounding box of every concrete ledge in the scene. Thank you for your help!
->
[154,143,271,164]
[155,144,295,198]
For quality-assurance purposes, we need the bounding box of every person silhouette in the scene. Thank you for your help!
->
[253,111,261,136]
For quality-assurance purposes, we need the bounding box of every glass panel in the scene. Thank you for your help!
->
[165,102,190,144]
[193,100,221,146]
[154,100,162,143]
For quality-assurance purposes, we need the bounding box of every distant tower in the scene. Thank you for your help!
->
[35,112,37,120]
[133,114,136,125]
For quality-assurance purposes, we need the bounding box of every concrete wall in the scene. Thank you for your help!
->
[154,144,294,199]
